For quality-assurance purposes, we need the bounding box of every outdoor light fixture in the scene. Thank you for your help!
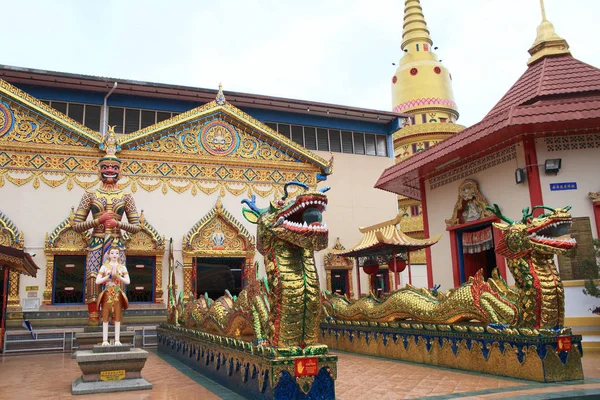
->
[515,168,527,184]
[544,158,562,175]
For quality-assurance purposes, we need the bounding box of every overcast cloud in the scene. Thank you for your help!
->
[2,0,598,126]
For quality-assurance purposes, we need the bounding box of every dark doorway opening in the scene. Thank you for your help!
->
[0,268,8,352]
[53,255,85,305]
[126,256,155,303]
[458,223,497,283]
[331,269,349,296]
[371,269,390,297]
[195,257,245,300]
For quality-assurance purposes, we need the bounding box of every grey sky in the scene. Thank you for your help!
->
[3,0,598,127]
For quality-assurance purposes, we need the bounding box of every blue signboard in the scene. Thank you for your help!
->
[550,182,577,191]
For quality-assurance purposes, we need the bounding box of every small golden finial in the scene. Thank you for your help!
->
[540,0,547,21]
[527,0,570,65]
[100,125,121,159]
[216,82,226,106]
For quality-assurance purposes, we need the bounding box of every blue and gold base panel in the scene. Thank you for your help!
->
[320,320,583,382]
[158,325,337,400]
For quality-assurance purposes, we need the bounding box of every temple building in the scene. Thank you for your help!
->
[0,0,598,353]
[0,64,402,343]
[377,2,600,349]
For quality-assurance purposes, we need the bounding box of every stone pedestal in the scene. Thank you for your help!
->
[71,344,152,394]
[75,326,135,350]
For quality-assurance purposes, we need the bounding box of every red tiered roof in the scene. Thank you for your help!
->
[376,55,600,198]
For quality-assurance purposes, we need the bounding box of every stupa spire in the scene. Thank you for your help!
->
[401,0,432,50]
[527,0,570,65]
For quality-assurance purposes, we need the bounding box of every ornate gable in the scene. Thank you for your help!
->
[0,79,102,149]
[118,87,332,181]
[183,197,255,255]
[0,210,24,249]
[45,207,89,253]
[324,238,353,270]
[124,211,165,253]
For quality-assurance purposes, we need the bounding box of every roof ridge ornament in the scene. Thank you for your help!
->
[216,82,226,106]
[527,0,570,65]
[99,125,121,162]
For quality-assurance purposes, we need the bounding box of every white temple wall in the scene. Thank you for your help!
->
[2,151,396,306]
[425,144,530,291]
[314,150,398,297]
[535,136,598,236]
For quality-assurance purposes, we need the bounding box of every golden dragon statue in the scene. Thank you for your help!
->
[168,181,330,354]
[323,205,576,329]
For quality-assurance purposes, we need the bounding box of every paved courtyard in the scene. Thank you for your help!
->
[0,349,599,399]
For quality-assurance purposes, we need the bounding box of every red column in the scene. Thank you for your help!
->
[523,136,544,217]
[355,260,361,299]
[420,179,434,288]
[449,230,460,287]
[592,201,600,239]
[492,225,507,279]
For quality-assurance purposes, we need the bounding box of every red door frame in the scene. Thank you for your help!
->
[0,268,8,352]
[446,216,506,287]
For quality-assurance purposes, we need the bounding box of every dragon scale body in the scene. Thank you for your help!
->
[267,242,321,347]
[324,205,575,329]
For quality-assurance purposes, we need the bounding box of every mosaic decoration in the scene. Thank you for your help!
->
[170,182,330,352]
[200,120,239,156]
[392,97,457,113]
[0,80,332,197]
[0,101,14,136]
[545,134,600,152]
[429,146,516,190]
[0,80,101,147]
[158,326,337,399]
[445,179,493,227]
[0,210,24,249]
[323,204,576,330]
[320,320,583,382]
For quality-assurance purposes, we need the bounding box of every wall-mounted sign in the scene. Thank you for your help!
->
[25,286,39,291]
[550,182,577,191]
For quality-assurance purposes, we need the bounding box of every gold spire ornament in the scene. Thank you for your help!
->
[215,83,226,106]
[527,0,570,65]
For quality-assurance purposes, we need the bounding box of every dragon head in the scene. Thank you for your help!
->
[241,181,330,254]
[487,204,576,258]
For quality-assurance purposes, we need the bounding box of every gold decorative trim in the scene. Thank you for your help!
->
[124,211,166,253]
[564,317,600,327]
[324,238,355,298]
[445,179,493,227]
[7,270,20,310]
[182,198,256,301]
[0,79,101,145]
[0,210,24,249]
[563,279,600,287]
[393,122,465,140]
[119,100,332,174]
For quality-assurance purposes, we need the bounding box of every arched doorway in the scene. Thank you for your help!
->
[182,198,255,301]
[323,238,354,298]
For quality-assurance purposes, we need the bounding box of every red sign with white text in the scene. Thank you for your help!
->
[295,357,319,377]
[557,336,572,352]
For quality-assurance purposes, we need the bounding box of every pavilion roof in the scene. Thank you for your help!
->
[333,214,442,258]
[0,245,39,277]
[375,54,600,199]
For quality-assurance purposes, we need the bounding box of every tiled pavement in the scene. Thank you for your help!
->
[0,349,599,399]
